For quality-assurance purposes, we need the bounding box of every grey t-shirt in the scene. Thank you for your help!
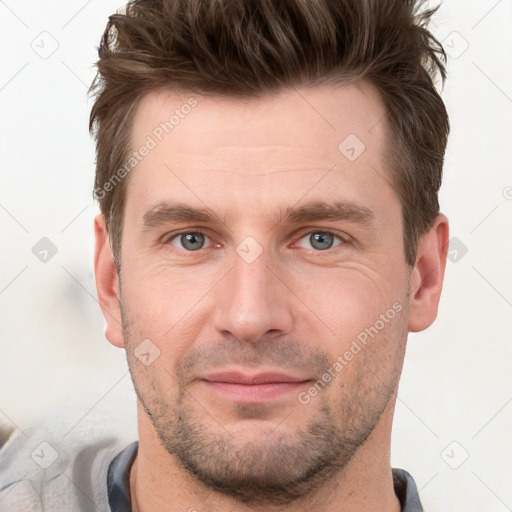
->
[0,428,423,511]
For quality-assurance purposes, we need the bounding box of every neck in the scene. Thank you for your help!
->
[130,400,401,512]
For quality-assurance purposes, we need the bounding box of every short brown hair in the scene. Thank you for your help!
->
[90,0,449,267]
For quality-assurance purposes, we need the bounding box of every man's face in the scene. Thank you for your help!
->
[113,84,413,503]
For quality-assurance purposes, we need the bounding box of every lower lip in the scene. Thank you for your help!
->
[201,381,309,402]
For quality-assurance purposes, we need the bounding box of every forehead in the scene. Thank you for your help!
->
[131,82,387,161]
[124,83,396,221]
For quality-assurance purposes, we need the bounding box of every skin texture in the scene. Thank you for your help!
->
[94,83,449,511]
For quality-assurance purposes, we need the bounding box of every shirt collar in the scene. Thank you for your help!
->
[107,442,423,511]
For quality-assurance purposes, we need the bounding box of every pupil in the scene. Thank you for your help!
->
[182,233,204,251]
[310,232,333,250]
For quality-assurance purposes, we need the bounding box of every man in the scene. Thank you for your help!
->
[0,0,449,511]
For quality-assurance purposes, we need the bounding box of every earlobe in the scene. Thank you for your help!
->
[408,214,449,333]
[94,214,125,348]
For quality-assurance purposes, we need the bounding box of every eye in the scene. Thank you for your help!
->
[297,231,344,251]
[169,231,211,251]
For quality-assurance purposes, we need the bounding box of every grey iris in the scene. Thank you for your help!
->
[181,232,205,250]
[310,232,334,250]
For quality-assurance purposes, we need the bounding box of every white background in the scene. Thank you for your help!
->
[0,1,511,510]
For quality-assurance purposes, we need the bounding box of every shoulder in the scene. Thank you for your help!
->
[392,468,424,512]
[0,414,133,512]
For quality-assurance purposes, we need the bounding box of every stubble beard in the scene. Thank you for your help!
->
[121,304,403,506]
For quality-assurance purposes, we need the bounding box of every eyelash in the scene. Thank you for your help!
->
[163,230,217,251]
[294,230,346,251]
[163,229,348,253]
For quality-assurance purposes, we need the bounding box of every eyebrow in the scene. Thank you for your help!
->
[143,203,220,229]
[142,200,375,229]
[281,201,375,225]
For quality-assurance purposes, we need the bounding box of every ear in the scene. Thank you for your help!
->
[94,214,125,348]
[408,214,449,332]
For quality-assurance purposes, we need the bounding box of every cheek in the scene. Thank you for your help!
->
[121,262,217,328]
[321,297,409,406]
[121,293,189,406]
[119,264,217,378]
[293,263,406,347]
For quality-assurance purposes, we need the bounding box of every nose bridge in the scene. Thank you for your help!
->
[213,247,293,343]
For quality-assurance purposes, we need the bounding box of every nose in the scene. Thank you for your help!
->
[212,250,294,344]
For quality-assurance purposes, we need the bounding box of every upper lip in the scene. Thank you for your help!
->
[201,371,310,385]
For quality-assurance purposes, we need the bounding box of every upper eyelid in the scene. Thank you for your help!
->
[300,228,344,237]
[292,228,349,243]
[161,228,211,242]
[163,227,345,239]
[166,231,215,252]
[162,228,347,251]
[292,231,346,250]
